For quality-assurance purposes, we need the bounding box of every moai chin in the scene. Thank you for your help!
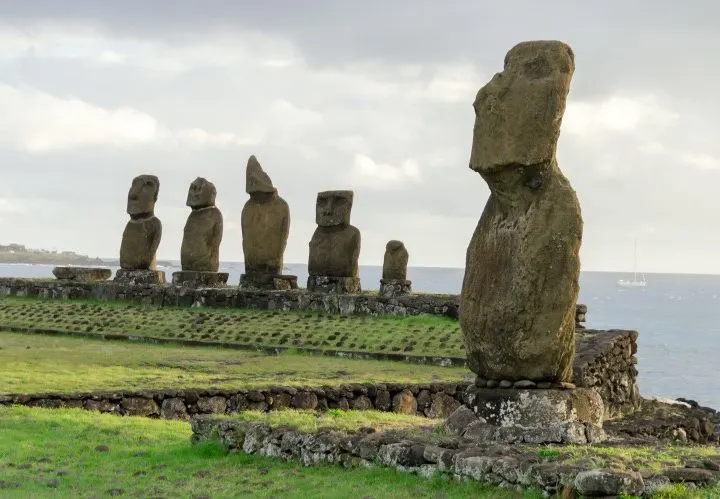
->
[460,40,582,384]
[239,155,297,290]
[116,174,165,284]
[307,190,361,293]
[379,240,411,297]
[172,177,228,287]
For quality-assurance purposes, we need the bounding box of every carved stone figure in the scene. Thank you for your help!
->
[116,174,165,284]
[172,177,228,287]
[460,40,582,383]
[379,240,411,297]
[239,156,297,290]
[307,190,361,293]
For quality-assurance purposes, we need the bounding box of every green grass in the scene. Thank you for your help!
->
[219,408,437,433]
[0,331,472,394]
[0,405,539,498]
[0,297,466,357]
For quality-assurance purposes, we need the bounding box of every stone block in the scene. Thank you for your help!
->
[171,271,229,288]
[52,266,112,282]
[240,273,298,290]
[307,275,360,294]
[114,269,165,285]
[379,279,412,298]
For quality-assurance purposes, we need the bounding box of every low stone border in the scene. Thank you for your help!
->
[0,382,469,420]
[0,277,587,325]
[190,416,720,496]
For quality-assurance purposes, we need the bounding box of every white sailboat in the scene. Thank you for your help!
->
[617,240,647,288]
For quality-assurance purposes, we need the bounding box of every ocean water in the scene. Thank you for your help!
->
[1,263,717,410]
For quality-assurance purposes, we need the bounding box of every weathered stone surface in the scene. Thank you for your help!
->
[161,398,189,420]
[113,269,165,284]
[120,174,162,270]
[171,271,228,287]
[197,396,227,414]
[241,156,290,279]
[52,266,111,282]
[291,391,318,410]
[240,273,297,290]
[181,177,223,272]
[382,240,408,280]
[379,279,412,298]
[392,389,417,414]
[120,397,159,416]
[444,406,479,435]
[427,393,462,419]
[308,191,360,282]
[307,275,361,294]
[574,470,644,497]
[461,41,581,383]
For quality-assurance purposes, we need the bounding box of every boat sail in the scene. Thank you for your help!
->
[617,240,646,288]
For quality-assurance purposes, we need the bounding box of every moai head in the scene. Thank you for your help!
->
[316,190,353,227]
[127,174,159,217]
[383,240,409,280]
[470,40,575,174]
[186,177,217,209]
[246,155,276,202]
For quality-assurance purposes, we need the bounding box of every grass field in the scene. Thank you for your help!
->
[0,297,467,357]
[0,405,540,498]
[0,331,471,394]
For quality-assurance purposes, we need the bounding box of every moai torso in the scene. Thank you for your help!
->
[119,175,162,270]
[180,177,223,272]
[241,156,290,276]
[307,190,360,277]
[382,240,409,280]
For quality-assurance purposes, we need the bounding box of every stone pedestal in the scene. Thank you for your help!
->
[52,266,112,282]
[379,279,412,298]
[239,273,298,290]
[452,386,605,444]
[307,275,361,294]
[114,269,166,285]
[172,271,228,288]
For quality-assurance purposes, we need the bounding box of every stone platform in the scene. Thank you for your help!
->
[379,279,412,297]
[171,271,229,287]
[52,266,111,282]
[447,386,606,444]
[114,269,166,285]
[307,275,361,294]
[239,273,298,290]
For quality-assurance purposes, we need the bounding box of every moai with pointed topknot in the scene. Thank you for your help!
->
[240,155,297,290]
[307,190,361,293]
[171,177,228,287]
[115,174,165,284]
[450,42,604,445]
[379,240,411,297]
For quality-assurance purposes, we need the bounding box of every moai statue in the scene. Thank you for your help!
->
[115,174,165,284]
[171,177,228,287]
[307,190,361,293]
[239,155,297,290]
[454,42,603,445]
[379,240,411,297]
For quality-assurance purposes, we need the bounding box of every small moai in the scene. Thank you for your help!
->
[115,174,165,284]
[171,177,228,287]
[450,41,604,445]
[379,240,411,297]
[239,155,297,290]
[307,190,361,293]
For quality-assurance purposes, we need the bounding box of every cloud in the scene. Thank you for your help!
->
[563,95,679,138]
[680,153,720,171]
[346,154,421,190]
[0,198,25,214]
[0,84,260,152]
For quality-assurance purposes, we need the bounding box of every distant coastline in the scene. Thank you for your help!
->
[0,243,106,266]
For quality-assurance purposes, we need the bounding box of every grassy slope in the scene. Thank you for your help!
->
[0,331,471,394]
[0,297,466,357]
[0,405,538,499]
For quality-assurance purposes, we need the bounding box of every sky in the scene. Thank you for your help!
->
[0,1,718,273]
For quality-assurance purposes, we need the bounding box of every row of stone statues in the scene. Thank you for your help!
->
[115,157,412,295]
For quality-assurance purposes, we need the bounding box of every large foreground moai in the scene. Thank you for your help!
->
[379,240,411,297]
[116,174,165,284]
[239,156,297,290]
[460,41,582,383]
[172,177,228,287]
[307,190,361,293]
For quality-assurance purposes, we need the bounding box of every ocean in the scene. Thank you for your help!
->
[1,262,717,410]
